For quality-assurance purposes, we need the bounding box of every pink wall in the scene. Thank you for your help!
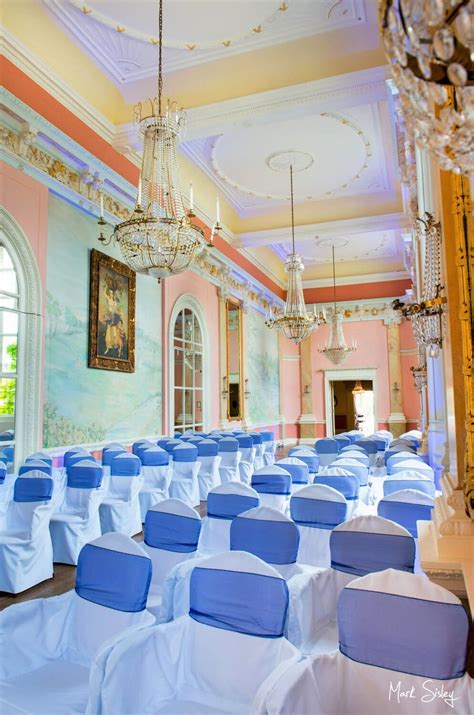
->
[161,271,220,433]
[399,319,420,427]
[279,334,301,439]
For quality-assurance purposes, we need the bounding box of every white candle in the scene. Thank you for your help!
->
[100,193,104,218]
[216,195,220,223]
[137,179,142,206]
[189,183,194,211]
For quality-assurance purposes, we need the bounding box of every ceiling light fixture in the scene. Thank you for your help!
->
[265,163,324,344]
[318,245,357,365]
[98,0,215,278]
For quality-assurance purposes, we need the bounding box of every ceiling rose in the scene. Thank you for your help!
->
[266,150,314,173]
[316,237,348,248]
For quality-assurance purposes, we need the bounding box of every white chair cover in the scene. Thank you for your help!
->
[196,439,222,501]
[0,533,155,715]
[315,438,339,467]
[254,569,473,715]
[261,431,276,466]
[290,484,348,568]
[218,437,242,484]
[139,446,172,521]
[251,465,291,512]
[99,452,143,536]
[383,472,436,498]
[199,482,259,555]
[389,457,432,478]
[378,488,434,573]
[169,443,201,507]
[315,469,360,517]
[334,449,370,467]
[331,457,369,504]
[251,433,265,471]
[49,459,105,565]
[276,457,309,494]
[386,451,423,472]
[288,448,319,476]
[100,444,126,478]
[87,551,301,715]
[141,498,202,617]
[292,515,415,655]
[0,472,56,593]
[236,434,255,485]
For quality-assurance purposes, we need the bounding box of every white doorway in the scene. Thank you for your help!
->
[324,368,377,437]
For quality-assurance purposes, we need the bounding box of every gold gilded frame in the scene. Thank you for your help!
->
[88,248,136,372]
[225,298,243,420]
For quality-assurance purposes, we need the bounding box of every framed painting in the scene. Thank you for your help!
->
[88,249,136,372]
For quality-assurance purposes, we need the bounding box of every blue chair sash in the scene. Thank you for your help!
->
[338,587,468,680]
[291,497,347,530]
[354,439,378,455]
[333,462,368,487]
[190,567,288,638]
[197,440,219,457]
[260,431,274,443]
[330,530,415,576]
[315,439,339,455]
[384,479,435,498]
[110,455,141,476]
[67,463,103,488]
[26,453,54,467]
[173,444,198,462]
[378,500,434,537]
[14,477,53,502]
[315,476,359,500]
[219,438,239,453]
[102,448,125,467]
[278,462,308,484]
[19,461,52,476]
[132,440,149,456]
[66,453,95,469]
[144,511,201,552]
[231,516,299,564]
[75,543,151,612]
[207,493,259,520]
[164,440,183,453]
[63,449,88,468]
[0,461,6,483]
[252,473,291,495]
[236,434,253,449]
[250,433,263,445]
[141,448,169,467]
[289,453,319,472]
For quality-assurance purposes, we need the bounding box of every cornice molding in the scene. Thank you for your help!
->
[302,270,410,289]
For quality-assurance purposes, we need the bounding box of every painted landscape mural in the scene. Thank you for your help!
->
[44,194,162,447]
[245,307,280,426]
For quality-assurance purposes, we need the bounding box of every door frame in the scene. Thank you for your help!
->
[323,368,377,436]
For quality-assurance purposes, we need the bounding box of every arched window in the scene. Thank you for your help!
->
[170,298,209,434]
[0,245,18,450]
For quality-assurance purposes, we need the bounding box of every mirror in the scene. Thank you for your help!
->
[225,300,242,420]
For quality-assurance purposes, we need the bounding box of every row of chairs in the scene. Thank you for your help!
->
[1,530,471,714]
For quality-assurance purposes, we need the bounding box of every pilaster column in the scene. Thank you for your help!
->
[297,337,316,443]
[217,287,230,430]
[385,318,407,438]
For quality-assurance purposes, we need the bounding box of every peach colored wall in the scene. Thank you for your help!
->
[279,334,301,438]
[399,319,420,426]
[162,271,220,433]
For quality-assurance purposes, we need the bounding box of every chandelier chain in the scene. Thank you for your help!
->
[290,164,295,254]
[157,0,163,116]
[332,245,336,312]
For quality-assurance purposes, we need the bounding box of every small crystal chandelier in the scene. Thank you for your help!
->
[380,0,473,176]
[97,0,214,278]
[392,213,447,356]
[265,165,323,344]
[318,246,357,365]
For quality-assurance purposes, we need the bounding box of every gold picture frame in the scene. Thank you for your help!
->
[225,298,243,420]
[88,249,136,372]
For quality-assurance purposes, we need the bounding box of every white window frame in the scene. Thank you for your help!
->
[169,294,210,434]
[0,208,42,467]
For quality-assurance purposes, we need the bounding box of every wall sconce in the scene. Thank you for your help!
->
[221,376,229,399]
[303,384,310,395]
[244,379,251,399]
[392,382,400,396]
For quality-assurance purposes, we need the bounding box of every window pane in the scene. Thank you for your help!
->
[174,348,184,388]
[184,352,193,387]
[174,389,183,426]
[194,390,203,424]
[174,310,183,341]
[194,353,202,388]
[0,245,18,295]
[184,309,193,347]
[1,335,17,373]
[0,296,18,310]
[184,389,193,425]
[0,376,16,430]
[193,315,202,346]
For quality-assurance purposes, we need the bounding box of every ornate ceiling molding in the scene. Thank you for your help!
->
[302,270,410,289]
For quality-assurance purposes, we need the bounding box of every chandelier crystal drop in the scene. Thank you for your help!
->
[98,0,207,278]
[380,0,474,176]
[318,246,357,365]
[265,165,323,344]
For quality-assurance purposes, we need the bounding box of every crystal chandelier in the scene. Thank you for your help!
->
[392,213,447,356]
[318,246,357,365]
[380,0,473,176]
[97,0,212,278]
[265,165,323,344]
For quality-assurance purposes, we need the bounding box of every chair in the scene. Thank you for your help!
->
[0,460,6,484]
[390,459,434,480]
[336,449,370,467]
[218,437,241,484]
[288,515,416,656]
[254,570,473,715]
[331,457,369,504]
[132,439,153,456]
[386,451,422,472]
[383,473,436,498]
[0,473,55,593]
[314,471,359,517]
[291,484,348,568]
[384,444,417,464]
[276,457,309,493]
[196,439,221,501]
[250,432,265,470]
[49,459,104,565]
[139,446,171,521]
[99,453,143,536]
[251,465,291,512]
[236,433,255,484]
[19,459,52,476]
[353,438,378,468]
[87,551,301,715]
[163,438,184,454]
[367,434,387,453]
[314,438,339,467]
[101,444,126,477]
[141,499,201,617]
[261,430,276,466]
[0,534,155,715]
[288,448,319,476]
[199,482,259,554]
[378,488,434,573]
[157,437,171,450]
[25,451,54,469]
[169,443,201,507]
[333,435,351,451]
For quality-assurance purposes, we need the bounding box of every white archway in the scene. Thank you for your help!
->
[168,293,211,434]
[0,208,43,465]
